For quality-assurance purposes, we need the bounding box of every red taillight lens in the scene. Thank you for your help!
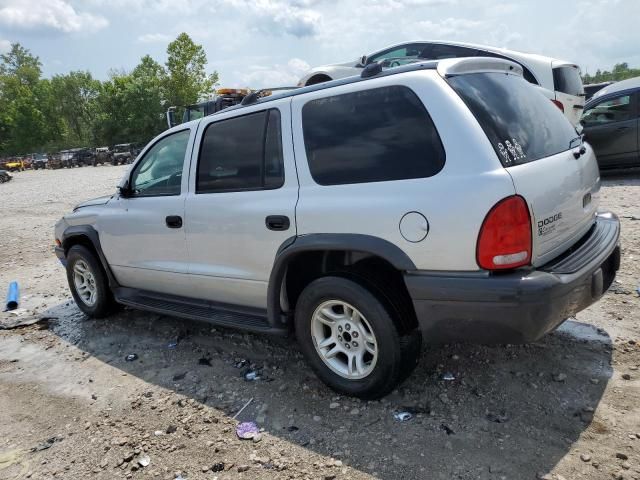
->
[477,196,532,270]
[551,99,564,112]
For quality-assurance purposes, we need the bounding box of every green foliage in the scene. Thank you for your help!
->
[582,62,640,84]
[0,33,219,156]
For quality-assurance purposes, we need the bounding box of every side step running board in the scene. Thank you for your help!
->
[113,287,288,335]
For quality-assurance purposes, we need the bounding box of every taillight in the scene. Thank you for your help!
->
[477,195,532,270]
[551,99,564,112]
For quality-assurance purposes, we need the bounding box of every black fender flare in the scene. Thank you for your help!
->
[267,234,416,326]
[62,225,119,289]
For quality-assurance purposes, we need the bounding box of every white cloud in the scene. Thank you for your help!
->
[0,0,108,33]
[138,33,173,43]
[236,57,311,88]
[220,0,321,37]
[0,39,10,53]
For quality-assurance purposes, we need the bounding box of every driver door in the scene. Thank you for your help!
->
[99,128,195,296]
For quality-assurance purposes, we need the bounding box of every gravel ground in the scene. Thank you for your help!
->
[0,166,639,480]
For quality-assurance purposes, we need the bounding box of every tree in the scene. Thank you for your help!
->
[165,33,218,110]
[583,63,640,84]
[0,43,52,154]
[50,71,101,145]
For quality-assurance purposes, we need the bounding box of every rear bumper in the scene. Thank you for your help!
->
[405,212,620,344]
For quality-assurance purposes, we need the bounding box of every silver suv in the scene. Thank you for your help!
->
[55,58,620,399]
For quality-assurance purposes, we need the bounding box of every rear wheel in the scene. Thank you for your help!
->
[295,276,421,399]
[66,245,116,318]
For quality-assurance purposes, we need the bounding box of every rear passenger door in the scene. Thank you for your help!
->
[184,101,298,309]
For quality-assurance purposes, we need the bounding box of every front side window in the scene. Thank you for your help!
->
[197,109,284,194]
[582,95,634,126]
[130,129,189,197]
[302,86,445,186]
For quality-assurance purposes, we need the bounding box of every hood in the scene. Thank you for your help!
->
[74,195,113,210]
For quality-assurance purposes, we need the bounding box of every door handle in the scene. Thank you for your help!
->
[165,215,183,229]
[265,215,290,231]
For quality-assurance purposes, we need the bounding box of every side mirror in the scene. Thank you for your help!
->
[358,55,368,67]
[166,107,177,129]
[117,181,132,198]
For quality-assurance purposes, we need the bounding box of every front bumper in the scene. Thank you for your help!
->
[405,212,620,344]
[55,246,67,266]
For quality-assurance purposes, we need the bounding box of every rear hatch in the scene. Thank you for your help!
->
[552,62,585,126]
[447,69,599,266]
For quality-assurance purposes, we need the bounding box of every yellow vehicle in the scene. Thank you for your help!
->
[3,158,26,172]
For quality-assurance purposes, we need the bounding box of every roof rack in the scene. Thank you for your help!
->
[241,86,300,106]
[204,60,441,119]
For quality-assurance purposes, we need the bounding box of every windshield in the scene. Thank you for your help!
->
[448,72,578,166]
[114,145,129,152]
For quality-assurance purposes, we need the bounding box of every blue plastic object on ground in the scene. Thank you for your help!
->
[5,281,19,311]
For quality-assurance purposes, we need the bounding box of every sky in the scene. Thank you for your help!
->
[0,0,638,88]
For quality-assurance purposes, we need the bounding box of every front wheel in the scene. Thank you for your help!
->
[66,245,116,318]
[295,276,421,399]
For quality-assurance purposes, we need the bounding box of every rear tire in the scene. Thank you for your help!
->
[295,276,421,399]
[65,245,116,318]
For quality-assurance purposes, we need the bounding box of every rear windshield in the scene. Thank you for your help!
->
[553,65,584,96]
[447,72,578,166]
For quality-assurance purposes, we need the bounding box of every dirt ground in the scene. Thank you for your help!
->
[0,166,639,480]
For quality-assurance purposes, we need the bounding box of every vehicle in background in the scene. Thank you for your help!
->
[55,57,618,398]
[30,153,49,170]
[111,144,135,165]
[584,81,614,100]
[48,153,64,169]
[3,157,26,172]
[93,147,112,166]
[298,41,585,126]
[0,169,12,183]
[167,88,250,128]
[581,76,640,169]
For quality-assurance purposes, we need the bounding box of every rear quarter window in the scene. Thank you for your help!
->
[447,73,578,167]
[553,66,584,96]
[301,85,445,186]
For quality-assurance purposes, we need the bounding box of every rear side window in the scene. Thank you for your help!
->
[553,66,584,96]
[448,73,578,166]
[197,109,284,193]
[302,86,445,185]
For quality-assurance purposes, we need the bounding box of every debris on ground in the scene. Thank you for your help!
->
[5,281,19,310]
[0,313,52,330]
[30,436,62,452]
[138,455,150,467]
[125,353,138,362]
[236,421,260,439]
[393,411,413,422]
[442,372,456,381]
[233,397,254,420]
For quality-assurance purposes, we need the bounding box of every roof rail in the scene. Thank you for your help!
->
[241,86,300,106]
[361,62,383,78]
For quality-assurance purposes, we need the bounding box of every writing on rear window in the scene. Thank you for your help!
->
[497,139,526,165]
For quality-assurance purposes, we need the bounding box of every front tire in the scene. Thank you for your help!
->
[295,276,421,399]
[66,245,116,318]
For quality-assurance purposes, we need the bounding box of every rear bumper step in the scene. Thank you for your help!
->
[114,288,289,335]
[405,212,620,344]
